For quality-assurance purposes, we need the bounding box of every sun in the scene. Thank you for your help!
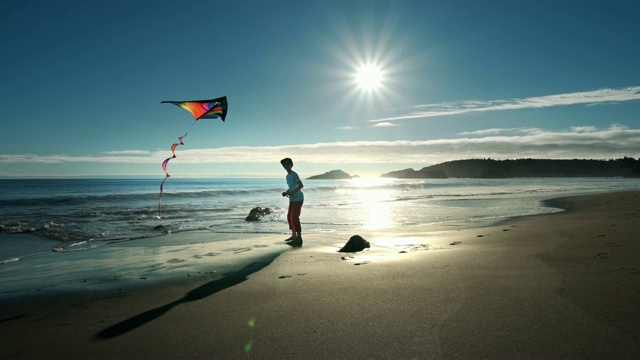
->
[355,64,383,91]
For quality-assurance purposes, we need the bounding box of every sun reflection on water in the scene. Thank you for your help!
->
[345,177,398,230]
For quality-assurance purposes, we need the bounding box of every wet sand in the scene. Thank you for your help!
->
[1,191,639,359]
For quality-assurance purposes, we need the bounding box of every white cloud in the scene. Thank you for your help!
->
[102,150,151,155]
[608,124,629,131]
[0,154,156,164]
[2,126,638,168]
[370,86,640,122]
[372,122,399,127]
[570,126,597,133]
[457,127,533,136]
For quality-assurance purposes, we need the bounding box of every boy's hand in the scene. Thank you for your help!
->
[282,191,289,197]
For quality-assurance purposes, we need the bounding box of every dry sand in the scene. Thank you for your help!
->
[1,191,639,359]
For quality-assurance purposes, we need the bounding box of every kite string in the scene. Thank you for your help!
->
[158,120,197,219]
[183,120,197,138]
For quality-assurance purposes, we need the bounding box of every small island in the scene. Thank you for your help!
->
[307,170,354,180]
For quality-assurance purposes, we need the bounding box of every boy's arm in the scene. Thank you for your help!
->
[286,180,303,196]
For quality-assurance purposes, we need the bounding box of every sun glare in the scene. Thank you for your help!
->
[355,64,383,91]
[319,7,409,108]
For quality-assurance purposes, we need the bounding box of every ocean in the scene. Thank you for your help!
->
[1,177,639,296]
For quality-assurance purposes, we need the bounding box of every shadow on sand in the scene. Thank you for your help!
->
[94,251,283,339]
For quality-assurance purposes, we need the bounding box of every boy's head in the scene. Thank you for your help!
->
[280,158,293,167]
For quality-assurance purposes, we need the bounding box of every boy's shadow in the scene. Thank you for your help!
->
[95,253,282,340]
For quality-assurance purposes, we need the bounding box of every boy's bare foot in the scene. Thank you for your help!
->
[284,236,295,241]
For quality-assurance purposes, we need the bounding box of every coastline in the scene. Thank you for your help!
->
[1,190,639,359]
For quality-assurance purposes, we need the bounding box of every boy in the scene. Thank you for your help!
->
[280,158,304,244]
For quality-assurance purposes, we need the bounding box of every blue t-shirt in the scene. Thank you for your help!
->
[286,171,304,202]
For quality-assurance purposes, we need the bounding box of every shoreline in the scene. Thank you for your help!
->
[0,232,293,303]
[1,190,639,359]
[0,194,557,300]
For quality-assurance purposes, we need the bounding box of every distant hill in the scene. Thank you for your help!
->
[380,168,447,179]
[307,170,354,180]
[381,158,640,178]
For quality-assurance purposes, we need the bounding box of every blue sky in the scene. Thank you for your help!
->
[1,0,639,178]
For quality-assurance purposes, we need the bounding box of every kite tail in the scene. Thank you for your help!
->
[158,173,170,218]
[158,133,187,219]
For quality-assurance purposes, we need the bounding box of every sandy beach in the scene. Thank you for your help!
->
[1,190,639,359]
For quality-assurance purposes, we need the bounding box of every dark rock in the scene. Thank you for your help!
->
[245,207,273,222]
[338,235,371,253]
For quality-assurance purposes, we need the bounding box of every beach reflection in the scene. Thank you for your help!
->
[349,178,396,230]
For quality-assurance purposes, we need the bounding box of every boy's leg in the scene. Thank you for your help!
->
[286,201,304,247]
[290,201,303,238]
[285,202,297,240]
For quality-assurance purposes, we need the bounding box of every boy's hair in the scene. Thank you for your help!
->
[280,158,293,166]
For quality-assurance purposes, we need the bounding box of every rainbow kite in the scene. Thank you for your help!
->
[158,96,228,218]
